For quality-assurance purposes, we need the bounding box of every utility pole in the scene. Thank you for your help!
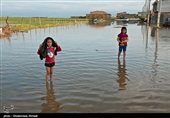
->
[157,0,162,27]
[147,0,151,24]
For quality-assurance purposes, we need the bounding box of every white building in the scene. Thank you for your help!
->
[151,0,170,24]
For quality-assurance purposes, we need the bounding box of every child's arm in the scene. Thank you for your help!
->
[57,46,62,52]
[55,41,62,52]
[123,37,129,42]
[125,34,129,42]
[117,37,121,43]
[126,37,129,42]
[122,36,129,43]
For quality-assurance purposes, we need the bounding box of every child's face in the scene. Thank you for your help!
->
[47,39,52,47]
[122,29,126,34]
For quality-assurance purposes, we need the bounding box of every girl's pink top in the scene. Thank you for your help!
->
[117,33,128,46]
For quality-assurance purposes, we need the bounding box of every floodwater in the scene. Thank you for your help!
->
[0,21,170,113]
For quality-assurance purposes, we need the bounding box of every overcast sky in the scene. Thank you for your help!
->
[1,0,152,18]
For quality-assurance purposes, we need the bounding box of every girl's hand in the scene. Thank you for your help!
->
[55,41,59,46]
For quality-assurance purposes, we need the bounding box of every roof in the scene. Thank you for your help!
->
[90,11,108,14]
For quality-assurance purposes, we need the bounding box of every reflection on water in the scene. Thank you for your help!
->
[151,28,159,83]
[141,24,149,49]
[41,81,62,113]
[154,28,159,62]
[116,21,128,26]
[151,27,156,37]
[116,59,129,90]
[87,21,112,28]
[150,26,159,64]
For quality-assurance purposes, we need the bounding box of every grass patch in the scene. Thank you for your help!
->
[0,16,89,31]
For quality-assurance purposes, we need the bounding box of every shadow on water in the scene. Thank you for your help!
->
[116,59,130,90]
[40,81,63,113]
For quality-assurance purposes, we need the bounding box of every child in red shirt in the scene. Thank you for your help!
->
[37,37,62,82]
[117,27,129,59]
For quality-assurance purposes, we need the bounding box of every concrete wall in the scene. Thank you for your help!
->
[157,0,170,12]
[162,0,170,12]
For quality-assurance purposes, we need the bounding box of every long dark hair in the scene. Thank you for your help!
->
[121,27,127,33]
[44,37,58,55]
[44,37,54,47]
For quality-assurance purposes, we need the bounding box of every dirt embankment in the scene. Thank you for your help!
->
[0,17,19,38]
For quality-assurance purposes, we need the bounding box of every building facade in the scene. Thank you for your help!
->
[116,12,137,19]
[151,0,170,24]
[86,11,111,19]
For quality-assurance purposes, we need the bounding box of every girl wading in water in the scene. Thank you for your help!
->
[37,37,62,82]
[117,27,129,59]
